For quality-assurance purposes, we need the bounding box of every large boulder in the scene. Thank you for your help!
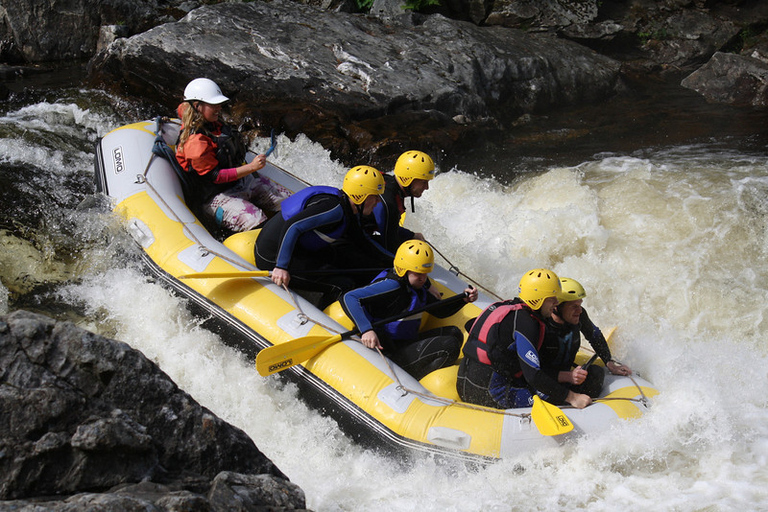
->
[88,0,622,164]
[0,310,307,510]
[485,0,599,29]
[553,0,744,75]
[681,51,768,107]
[0,0,178,64]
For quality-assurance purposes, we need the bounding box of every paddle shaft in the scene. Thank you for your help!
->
[179,267,386,280]
[265,129,277,157]
[581,353,599,369]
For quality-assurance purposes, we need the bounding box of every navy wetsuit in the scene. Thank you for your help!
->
[341,270,466,380]
[254,187,393,303]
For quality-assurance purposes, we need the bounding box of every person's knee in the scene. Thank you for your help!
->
[582,365,605,397]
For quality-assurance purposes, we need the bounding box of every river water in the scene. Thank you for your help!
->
[2,65,768,511]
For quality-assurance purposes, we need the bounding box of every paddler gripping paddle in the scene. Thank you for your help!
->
[256,291,470,376]
[531,327,616,436]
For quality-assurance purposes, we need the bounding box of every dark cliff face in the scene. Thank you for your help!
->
[3,0,768,165]
[85,1,624,165]
[0,310,307,510]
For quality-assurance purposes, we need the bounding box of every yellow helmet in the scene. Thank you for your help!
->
[558,277,587,302]
[394,240,434,277]
[394,151,435,187]
[518,268,561,310]
[342,166,385,205]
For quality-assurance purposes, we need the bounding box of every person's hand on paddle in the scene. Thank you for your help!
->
[271,267,291,287]
[607,360,632,376]
[234,153,266,179]
[464,285,478,303]
[360,330,383,350]
[562,366,588,386]
[566,390,592,409]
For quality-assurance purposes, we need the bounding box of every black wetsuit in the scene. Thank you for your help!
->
[254,187,393,304]
[541,308,613,399]
[366,174,416,253]
[457,298,567,409]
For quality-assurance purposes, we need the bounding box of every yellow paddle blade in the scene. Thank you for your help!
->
[256,333,343,376]
[531,396,574,436]
[604,326,617,346]
[178,270,270,279]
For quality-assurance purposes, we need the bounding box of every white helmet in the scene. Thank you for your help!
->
[183,78,229,105]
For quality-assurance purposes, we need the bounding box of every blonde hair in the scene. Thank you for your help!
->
[178,102,209,149]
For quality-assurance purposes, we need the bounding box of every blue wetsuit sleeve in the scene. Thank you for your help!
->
[275,202,345,269]
[515,331,542,373]
[341,278,401,334]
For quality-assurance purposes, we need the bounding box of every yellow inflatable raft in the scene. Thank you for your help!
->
[94,118,658,463]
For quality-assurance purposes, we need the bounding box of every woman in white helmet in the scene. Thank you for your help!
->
[175,78,291,232]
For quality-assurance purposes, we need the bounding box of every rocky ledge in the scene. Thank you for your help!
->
[85,0,768,165]
[87,0,623,166]
[5,0,768,165]
[0,310,308,511]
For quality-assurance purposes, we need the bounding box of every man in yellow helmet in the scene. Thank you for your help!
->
[254,166,393,301]
[366,151,436,252]
[540,277,632,398]
[457,269,593,410]
[341,240,477,380]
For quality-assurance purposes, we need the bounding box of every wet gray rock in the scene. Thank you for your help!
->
[0,310,307,510]
[485,0,599,29]
[0,0,175,64]
[88,0,621,164]
[681,51,768,107]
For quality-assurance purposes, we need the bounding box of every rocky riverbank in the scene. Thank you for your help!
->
[3,0,768,166]
[0,310,308,510]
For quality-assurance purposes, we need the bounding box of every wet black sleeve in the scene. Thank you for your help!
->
[580,308,613,364]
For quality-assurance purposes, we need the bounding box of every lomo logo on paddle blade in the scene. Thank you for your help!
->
[556,415,570,427]
[269,359,293,373]
[112,146,125,175]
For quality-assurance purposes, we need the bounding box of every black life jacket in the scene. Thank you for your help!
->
[187,123,247,203]
[463,299,546,379]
